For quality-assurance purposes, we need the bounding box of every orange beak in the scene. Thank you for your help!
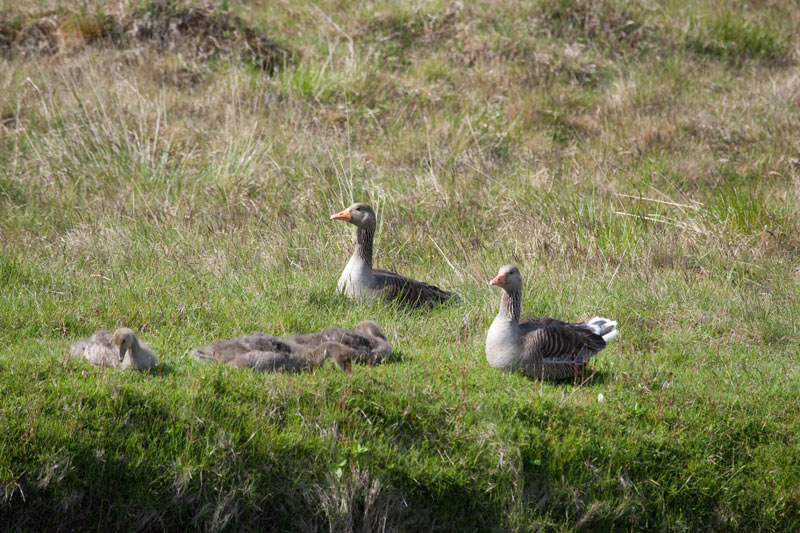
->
[331,208,351,221]
[489,273,506,286]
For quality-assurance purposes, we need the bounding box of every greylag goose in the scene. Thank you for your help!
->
[331,202,454,306]
[70,328,158,371]
[485,265,618,381]
[286,320,392,365]
[190,334,351,373]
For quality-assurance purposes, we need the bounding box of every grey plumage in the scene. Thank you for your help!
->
[190,331,360,373]
[286,320,392,365]
[486,265,618,381]
[331,202,454,307]
[215,342,353,373]
[70,328,158,371]
[189,332,297,363]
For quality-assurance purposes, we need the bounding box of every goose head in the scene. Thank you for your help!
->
[355,320,386,340]
[112,327,137,362]
[489,265,523,292]
[331,203,376,230]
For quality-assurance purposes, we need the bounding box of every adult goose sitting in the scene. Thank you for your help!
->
[331,202,454,307]
[286,320,392,365]
[70,328,158,371]
[190,334,352,373]
[485,265,618,381]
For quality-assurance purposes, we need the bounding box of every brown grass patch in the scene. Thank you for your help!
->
[0,2,291,73]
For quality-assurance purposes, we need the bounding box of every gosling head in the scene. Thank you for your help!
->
[112,327,137,363]
[316,342,353,373]
[355,320,386,340]
[489,265,523,292]
[330,202,376,230]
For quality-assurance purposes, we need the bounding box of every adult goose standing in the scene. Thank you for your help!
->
[70,327,158,371]
[190,333,352,373]
[485,265,618,381]
[286,320,392,365]
[331,202,454,306]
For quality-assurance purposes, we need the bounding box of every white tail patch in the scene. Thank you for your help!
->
[602,328,619,342]
[586,316,619,342]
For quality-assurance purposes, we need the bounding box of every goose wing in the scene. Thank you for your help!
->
[191,337,249,363]
[80,330,118,367]
[238,351,303,372]
[519,324,606,381]
[242,332,298,355]
[520,317,583,329]
[285,331,324,347]
[372,268,453,307]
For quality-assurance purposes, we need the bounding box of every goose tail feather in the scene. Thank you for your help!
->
[586,316,619,343]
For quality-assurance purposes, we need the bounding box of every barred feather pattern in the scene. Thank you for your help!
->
[487,277,615,382]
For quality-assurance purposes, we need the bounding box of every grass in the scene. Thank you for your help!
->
[1,0,799,530]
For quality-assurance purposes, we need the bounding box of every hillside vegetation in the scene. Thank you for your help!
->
[1,0,799,530]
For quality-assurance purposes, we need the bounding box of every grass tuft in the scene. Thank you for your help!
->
[686,11,793,65]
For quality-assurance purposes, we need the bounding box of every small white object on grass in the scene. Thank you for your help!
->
[597,393,605,403]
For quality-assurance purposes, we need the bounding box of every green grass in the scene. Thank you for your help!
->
[686,10,793,65]
[1,0,799,530]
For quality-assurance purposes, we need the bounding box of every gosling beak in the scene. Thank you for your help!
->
[118,345,126,362]
[489,273,506,287]
[331,208,351,221]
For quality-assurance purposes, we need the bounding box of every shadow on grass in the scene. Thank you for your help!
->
[378,349,405,365]
[148,362,177,377]
[1,385,439,531]
[563,369,609,386]
[514,369,610,386]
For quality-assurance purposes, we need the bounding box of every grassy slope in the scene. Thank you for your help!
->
[1,0,799,530]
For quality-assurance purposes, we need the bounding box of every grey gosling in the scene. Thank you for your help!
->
[189,332,297,363]
[224,342,352,373]
[190,334,352,373]
[70,327,158,371]
[286,320,392,365]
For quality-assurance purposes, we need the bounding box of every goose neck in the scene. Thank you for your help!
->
[129,337,141,362]
[500,289,521,323]
[354,226,374,268]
